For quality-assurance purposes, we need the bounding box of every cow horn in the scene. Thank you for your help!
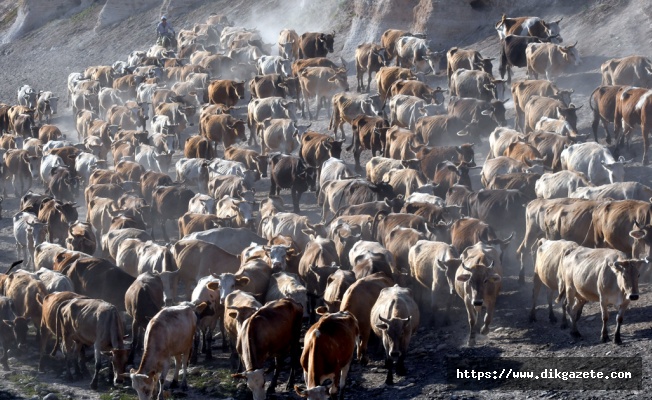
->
[487,261,495,269]
[462,262,472,272]
[6,260,23,274]
[635,220,642,229]
[379,315,391,324]
[502,232,515,244]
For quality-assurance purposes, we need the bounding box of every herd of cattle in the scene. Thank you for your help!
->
[1,9,652,400]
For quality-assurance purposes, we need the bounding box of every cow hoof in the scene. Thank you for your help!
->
[549,315,558,324]
[518,276,525,285]
[90,381,98,390]
[614,336,622,345]
[360,355,369,366]
[480,326,490,335]
[601,335,610,343]
[385,379,394,386]
[181,381,188,391]
[170,379,179,389]
[570,331,582,338]
[528,314,536,323]
[467,340,475,347]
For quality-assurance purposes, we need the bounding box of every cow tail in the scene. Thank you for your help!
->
[258,216,269,237]
[371,210,389,242]
[588,86,600,112]
[580,216,595,247]
[499,41,508,79]
[110,307,122,349]
[50,301,66,357]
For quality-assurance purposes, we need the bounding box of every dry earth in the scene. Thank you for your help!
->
[0,0,651,399]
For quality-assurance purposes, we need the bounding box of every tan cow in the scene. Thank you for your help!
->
[370,285,420,385]
[322,269,356,313]
[526,42,581,81]
[223,290,261,369]
[559,247,645,343]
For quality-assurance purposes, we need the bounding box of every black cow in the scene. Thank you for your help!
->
[299,32,336,59]
[269,154,317,213]
[447,97,508,129]
[417,144,476,180]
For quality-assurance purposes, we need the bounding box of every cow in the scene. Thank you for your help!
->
[50,298,129,390]
[66,220,96,255]
[559,247,645,344]
[299,66,349,120]
[589,85,625,143]
[299,31,336,59]
[17,85,38,109]
[495,14,563,42]
[208,80,245,107]
[607,55,652,87]
[261,118,306,155]
[3,149,39,197]
[511,79,573,131]
[376,66,416,103]
[523,95,580,134]
[265,272,308,318]
[223,290,261,369]
[346,115,388,171]
[446,47,494,87]
[529,239,579,326]
[389,79,447,106]
[380,30,426,62]
[128,302,206,400]
[456,243,503,346]
[151,186,195,241]
[571,182,652,202]
[480,156,544,188]
[247,97,297,146]
[320,179,396,224]
[298,234,340,318]
[2,270,47,348]
[135,144,174,174]
[450,69,506,101]
[278,29,300,60]
[370,285,420,385]
[184,135,214,159]
[389,94,443,130]
[613,86,652,163]
[415,115,481,146]
[269,154,316,213]
[13,212,47,269]
[340,272,393,365]
[395,36,444,73]
[294,309,359,400]
[249,74,298,100]
[124,272,164,365]
[499,35,554,84]
[300,131,344,186]
[526,41,581,81]
[502,141,543,163]
[329,92,382,140]
[535,170,592,199]
[560,142,627,185]
[37,198,78,244]
[257,55,292,77]
[225,146,268,178]
[259,212,321,250]
[61,257,135,311]
[175,158,210,193]
[231,298,303,399]
[36,91,59,124]
[355,43,389,92]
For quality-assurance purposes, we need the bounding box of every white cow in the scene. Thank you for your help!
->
[176,158,210,194]
[389,94,443,130]
[257,55,292,77]
[188,193,216,214]
[135,144,174,174]
[17,85,38,109]
[40,154,66,186]
[560,142,627,185]
[534,170,593,199]
[75,152,102,184]
[13,212,47,270]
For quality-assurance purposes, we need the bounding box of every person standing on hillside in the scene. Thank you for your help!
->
[156,16,175,47]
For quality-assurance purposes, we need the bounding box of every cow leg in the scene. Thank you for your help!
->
[614,304,627,345]
[480,301,495,335]
[191,330,200,364]
[568,294,584,338]
[291,188,301,213]
[219,317,227,351]
[170,354,181,388]
[529,274,542,322]
[90,345,101,390]
[1,341,8,371]
[205,328,214,360]
[546,288,558,324]
[268,356,282,394]
[601,117,612,144]
[559,297,569,329]
[599,301,610,343]
[466,300,478,346]
[128,321,139,366]
[642,123,650,165]
[160,358,170,389]
[396,353,407,376]
[160,218,170,242]
[385,357,395,385]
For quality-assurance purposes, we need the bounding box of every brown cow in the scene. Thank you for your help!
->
[207,79,246,107]
[340,272,393,364]
[294,309,359,399]
[355,43,389,92]
[51,298,129,389]
[1,272,47,348]
[225,146,268,178]
[614,86,652,163]
[299,66,349,120]
[66,220,97,255]
[526,42,581,81]
[200,114,247,151]
[348,114,388,171]
[38,291,86,372]
[589,85,625,143]
[151,186,195,241]
[3,149,39,197]
[511,80,573,132]
[298,31,335,59]
[124,272,164,365]
[184,135,214,159]
[223,290,261,369]
[231,298,303,399]
[376,66,416,103]
[447,47,494,87]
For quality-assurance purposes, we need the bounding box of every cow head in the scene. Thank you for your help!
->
[559,41,580,66]
[209,273,250,304]
[456,261,500,307]
[110,349,129,385]
[455,143,476,167]
[227,119,248,143]
[609,259,644,302]
[601,156,628,183]
[424,50,446,75]
[327,69,350,92]
[279,41,294,60]
[232,199,255,228]
[543,17,563,43]
[375,297,414,361]
[232,368,266,400]
[370,180,397,200]
[281,100,298,121]
[318,32,335,53]
[436,258,462,295]
[129,369,160,400]
[372,47,389,67]
[552,87,573,106]
[481,100,508,127]
[295,379,334,400]
[268,244,293,272]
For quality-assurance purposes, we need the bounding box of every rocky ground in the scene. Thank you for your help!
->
[0,0,651,399]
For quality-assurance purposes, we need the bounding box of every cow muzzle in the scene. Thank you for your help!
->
[389,351,401,359]
[473,300,483,307]
[629,294,639,301]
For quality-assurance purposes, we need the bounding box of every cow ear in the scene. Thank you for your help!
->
[456,273,471,282]
[235,276,250,286]
[195,302,208,314]
[315,306,328,315]
[630,229,646,240]
[608,261,623,273]
[206,281,219,291]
